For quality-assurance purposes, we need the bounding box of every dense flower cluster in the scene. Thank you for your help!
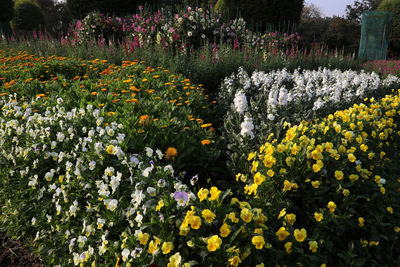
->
[219,66,400,173]
[65,6,302,54]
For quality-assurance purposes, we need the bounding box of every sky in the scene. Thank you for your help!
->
[305,0,356,17]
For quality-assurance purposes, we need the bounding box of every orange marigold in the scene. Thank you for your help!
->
[165,147,178,160]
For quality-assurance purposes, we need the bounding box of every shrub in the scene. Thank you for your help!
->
[0,0,14,22]
[12,0,45,31]
[377,0,400,56]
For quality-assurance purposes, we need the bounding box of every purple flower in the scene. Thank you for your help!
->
[174,191,188,206]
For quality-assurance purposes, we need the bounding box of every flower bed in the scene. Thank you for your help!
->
[219,67,400,173]
[1,49,400,266]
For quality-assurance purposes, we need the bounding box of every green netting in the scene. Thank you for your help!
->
[358,11,393,61]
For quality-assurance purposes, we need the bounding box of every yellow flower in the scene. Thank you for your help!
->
[138,232,149,245]
[201,209,216,223]
[360,144,368,152]
[220,223,231,237]
[240,208,253,223]
[197,188,209,202]
[358,217,365,227]
[369,241,379,247]
[254,228,263,235]
[284,242,292,254]
[312,160,323,172]
[294,228,307,242]
[254,172,266,185]
[267,169,275,177]
[207,235,222,252]
[285,213,296,225]
[368,152,375,159]
[162,241,174,254]
[309,240,318,253]
[251,161,259,173]
[327,201,336,213]
[227,212,239,223]
[228,256,242,266]
[311,181,321,188]
[209,186,221,201]
[252,235,265,249]
[387,206,393,214]
[314,212,323,222]
[188,216,201,230]
[276,227,290,241]
[106,145,116,155]
[167,252,182,267]
[278,208,286,219]
[263,155,276,168]
[380,187,386,195]
[334,170,344,180]
[148,240,159,254]
[156,200,164,211]
[348,153,356,163]
[349,174,359,182]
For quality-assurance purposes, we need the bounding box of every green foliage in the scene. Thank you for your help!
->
[36,0,73,36]
[323,17,361,53]
[12,0,45,31]
[346,0,384,23]
[0,0,14,22]
[66,0,166,18]
[377,0,400,55]
[216,0,304,30]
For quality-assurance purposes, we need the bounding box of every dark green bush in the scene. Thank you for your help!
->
[0,0,14,22]
[12,0,45,31]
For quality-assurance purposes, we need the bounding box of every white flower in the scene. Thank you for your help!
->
[267,113,275,121]
[142,165,154,177]
[105,199,118,211]
[233,91,248,115]
[97,218,105,229]
[31,217,36,225]
[77,235,87,248]
[146,187,156,197]
[240,115,255,139]
[187,31,192,37]
[156,149,163,159]
[89,160,96,170]
[278,87,288,106]
[122,248,130,261]
[145,147,153,157]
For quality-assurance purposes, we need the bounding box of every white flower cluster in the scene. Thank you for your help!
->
[222,66,400,134]
[0,95,198,266]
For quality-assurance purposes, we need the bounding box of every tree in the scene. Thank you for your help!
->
[215,0,304,30]
[323,16,361,53]
[377,0,400,56]
[12,0,45,31]
[36,0,72,36]
[346,0,383,23]
[67,0,169,19]
[301,3,324,20]
[0,0,15,22]
[298,3,330,46]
